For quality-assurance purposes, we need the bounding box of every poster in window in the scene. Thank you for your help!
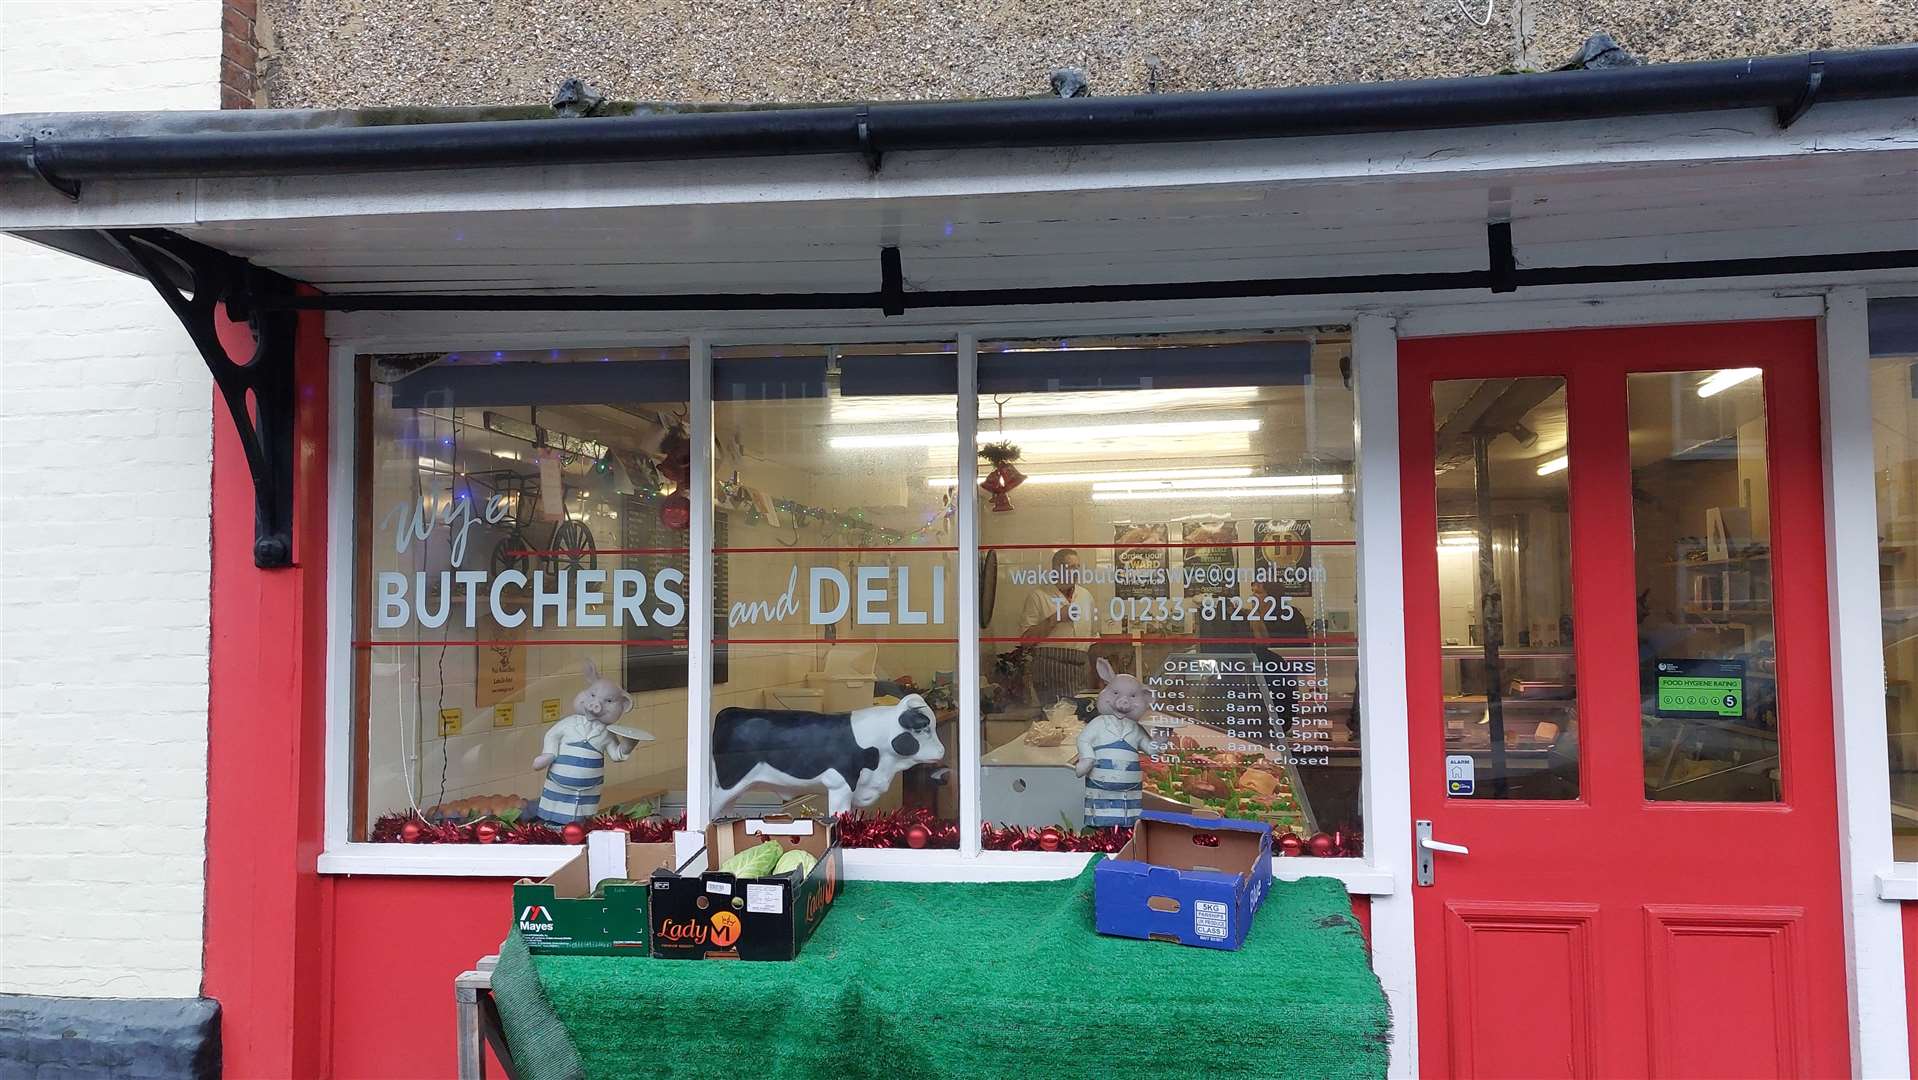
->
[1113,523,1169,601]
[1179,520,1239,594]
[475,612,524,708]
[1255,519,1313,598]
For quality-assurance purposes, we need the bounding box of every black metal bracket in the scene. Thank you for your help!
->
[1777,54,1825,128]
[23,136,80,201]
[879,246,905,316]
[103,229,300,568]
[855,105,882,174]
[1487,221,1517,293]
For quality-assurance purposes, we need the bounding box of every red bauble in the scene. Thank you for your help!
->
[474,821,500,844]
[1306,832,1335,857]
[905,824,930,849]
[400,820,425,843]
[561,822,586,844]
[659,493,691,531]
[1038,826,1063,852]
[1277,832,1304,857]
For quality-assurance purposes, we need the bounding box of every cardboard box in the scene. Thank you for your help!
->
[649,815,842,961]
[1094,810,1273,951]
[512,835,678,955]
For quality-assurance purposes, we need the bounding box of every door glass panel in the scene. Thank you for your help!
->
[1432,378,1579,799]
[1629,369,1780,802]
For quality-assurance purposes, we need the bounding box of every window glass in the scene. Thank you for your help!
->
[1869,299,1918,860]
[976,333,1361,856]
[1431,378,1579,800]
[1629,369,1780,802]
[355,348,692,840]
[709,344,960,845]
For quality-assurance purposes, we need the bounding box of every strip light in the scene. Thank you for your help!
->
[1696,368,1761,398]
[830,417,1260,450]
[1092,473,1345,493]
[925,466,1254,488]
[1535,455,1568,476]
[1090,485,1345,502]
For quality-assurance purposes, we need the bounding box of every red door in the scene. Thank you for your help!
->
[1401,322,1849,1078]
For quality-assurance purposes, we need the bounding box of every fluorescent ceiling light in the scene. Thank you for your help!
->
[1695,368,1761,398]
[1093,473,1344,493]
[1438,532,1479,548]
[830,417,1260,450]
[1535,455,1568,476]
[831,386,1259,424]
[1090,485,1344,502]
[925,466,1254,488]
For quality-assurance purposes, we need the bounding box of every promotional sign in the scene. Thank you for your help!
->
[1653,658,1746,719]
[1254,519,1315,598]
[1113,523,1170,602]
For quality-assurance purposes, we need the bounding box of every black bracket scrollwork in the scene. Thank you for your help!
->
[103,229,300,568]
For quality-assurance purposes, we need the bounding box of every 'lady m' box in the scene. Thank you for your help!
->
[1094,811,1273,950]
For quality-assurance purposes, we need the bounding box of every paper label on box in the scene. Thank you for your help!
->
[746,883,784,914]
[1193,899,1230,941]
[706,880,732,896]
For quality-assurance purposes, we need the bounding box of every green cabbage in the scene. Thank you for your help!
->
[718,839,783,878]
[773,848,818,878]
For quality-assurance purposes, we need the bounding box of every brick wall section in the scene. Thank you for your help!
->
[222,0,259,109]
[0,1,221,998]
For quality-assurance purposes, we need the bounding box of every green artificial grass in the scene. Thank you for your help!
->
[491,862,1388,1080]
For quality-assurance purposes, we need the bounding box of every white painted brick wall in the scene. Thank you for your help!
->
[0,1,221,998]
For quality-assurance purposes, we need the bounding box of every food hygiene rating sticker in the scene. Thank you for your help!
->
[1654,658,1745,718]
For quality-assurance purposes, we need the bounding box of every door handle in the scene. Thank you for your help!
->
[1415,820,1468,886]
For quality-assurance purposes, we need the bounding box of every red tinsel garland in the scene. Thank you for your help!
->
[367,806,1360,858]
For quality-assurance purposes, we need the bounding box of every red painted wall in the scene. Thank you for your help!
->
[202,304,334,1077]
[329,878,513,1077]
[1907,902,1918,1074]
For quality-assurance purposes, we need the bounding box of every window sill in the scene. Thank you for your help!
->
[1877,866,1918,901]
[315,843,1397,893]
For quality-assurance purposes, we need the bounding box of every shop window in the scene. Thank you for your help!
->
[708,344,960,842]
[1870,298,1918,860]
[353,348,693,840]
[1629,369,1780,802]
[975,333,1362,855]
[1431,377,1579,800]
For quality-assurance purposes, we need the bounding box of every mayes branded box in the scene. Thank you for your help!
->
[512,835,678,955]
[648,815,842,961]
[1094,810,1273,951]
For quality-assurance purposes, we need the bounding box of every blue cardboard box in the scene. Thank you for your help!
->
[1094,810,1273,950]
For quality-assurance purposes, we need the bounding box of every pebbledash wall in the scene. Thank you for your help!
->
[256,0,1918,107]
[0,0,221,1001]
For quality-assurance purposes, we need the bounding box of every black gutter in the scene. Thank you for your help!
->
[7,47,1916,184]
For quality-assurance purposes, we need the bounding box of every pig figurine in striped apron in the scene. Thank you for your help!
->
[1075,657,1160,828]
[531,661,653,823]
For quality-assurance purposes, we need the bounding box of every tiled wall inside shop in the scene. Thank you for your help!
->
[0,1,222,997]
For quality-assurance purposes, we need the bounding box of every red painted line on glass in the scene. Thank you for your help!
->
[978,635,1356,645]
[505,546,957,556]
[977,541,1354,551]
[506,548,688,557]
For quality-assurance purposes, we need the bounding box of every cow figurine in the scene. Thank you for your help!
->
[711,694,946,816]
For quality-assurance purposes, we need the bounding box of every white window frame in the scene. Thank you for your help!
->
[318,319,1397,894]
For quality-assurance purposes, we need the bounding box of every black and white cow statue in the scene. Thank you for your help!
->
[711,694,946,816]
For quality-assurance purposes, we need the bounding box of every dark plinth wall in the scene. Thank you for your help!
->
[0,996,219,1079]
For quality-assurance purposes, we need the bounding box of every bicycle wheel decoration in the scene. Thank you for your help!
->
[545,519,598,574]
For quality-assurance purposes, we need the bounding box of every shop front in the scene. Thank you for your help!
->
[3,46,1916,1077]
